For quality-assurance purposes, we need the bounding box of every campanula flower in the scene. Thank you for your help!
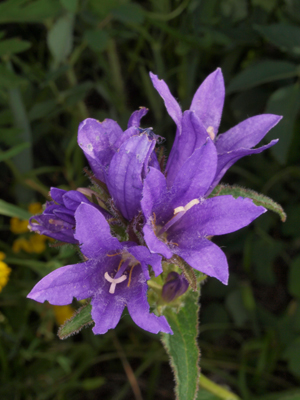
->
[29,187,108,244]
[28,203,172,335]
[141,139,266,285]
[78,108,160,221]
[150,69,281,193]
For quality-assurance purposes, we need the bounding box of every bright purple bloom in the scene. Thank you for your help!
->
[162,272,189,302]
[141,139,266,285]
[28,203,172,335]
[78,109,160,220]
[29,187,108,244]
[150,69,281,193]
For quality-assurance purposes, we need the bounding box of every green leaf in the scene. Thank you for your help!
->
[58,304,94,339]
[227,60,298,93]
[0,64,26,88]
[84,30,109,52]
[161,278,201,400]
[255,24,300,56]
[60,0,78,13]
[266,84,300,164]
[288,256,300,298]
[283,337,300,377]
[112,3,144,24]
[0,142,30,162]
[0,199,31,219]
[47,13,75,66]
[209,184,286,222]
[0,38,31,57]
[0,0,61,23]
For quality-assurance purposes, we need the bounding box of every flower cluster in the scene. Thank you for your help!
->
[27,69,281,335]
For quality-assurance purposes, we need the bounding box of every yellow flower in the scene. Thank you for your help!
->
[53,305,75,326]
[29,234,47,253]
[28,202,43,215]
[0,253,11,293]
[10,217,29,234]
[12,238,32,253]
[12,234,47,254]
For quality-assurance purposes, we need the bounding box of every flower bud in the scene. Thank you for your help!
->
[162,272,189,303]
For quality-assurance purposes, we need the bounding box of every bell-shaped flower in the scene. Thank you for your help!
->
[28,203,172,335]
[28,188,108,244]
[150,69,281,193]
[78,109,160,221]
[141,139,266,285]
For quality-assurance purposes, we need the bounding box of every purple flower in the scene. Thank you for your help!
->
[78,108,160,221]
[141,139,266,285]
[162,272,189,303]
[28,202,172,335]
[29,188,108,244]
[150,69,281,193]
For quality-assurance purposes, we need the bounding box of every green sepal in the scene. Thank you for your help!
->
[161,272,202,400]
[209,184,286,222]
[58,303,94,340]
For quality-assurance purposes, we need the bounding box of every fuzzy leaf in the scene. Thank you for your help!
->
[58,303,94,339]
[209,184,286,222]
[161,276,201,400]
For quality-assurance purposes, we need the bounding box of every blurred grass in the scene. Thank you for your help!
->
[0,0,300,398]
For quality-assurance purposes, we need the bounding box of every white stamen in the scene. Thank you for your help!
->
[104,272,127,294]
[207,126,215,140]
[174,199,200,215]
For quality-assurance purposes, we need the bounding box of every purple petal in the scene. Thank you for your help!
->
[127,107,148,128]
[128,246,162,278]
[169,196,266,239]
[141,167,167,220]
[173,239,229,284]
[29,215,77,244]
[74,203,120,258]
[143,224,173,259]
[91,295,125,334]
[126,266,172,334]
[215,114,282,153]
[149,72,182,133]
[190,68,225,134]
[27,261,99,304]
[63,190,89,211]
[170,138,217,208]
[210,140,278,192]
[166,111,208,186]
[78,118,123,182]
[53,207,75,225]
[50,187,66,205]
[114,126,139,149]
[107,135,156,221]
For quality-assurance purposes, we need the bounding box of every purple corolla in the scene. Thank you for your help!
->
[29,187,108,244]
[141,139,266,285]
[78,108,160,221]
[150,69,281,193]
[28,202,172,335]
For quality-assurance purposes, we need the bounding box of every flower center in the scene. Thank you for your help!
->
[105,251,140,294]
[206,126,215,140]
[158,199,200,236]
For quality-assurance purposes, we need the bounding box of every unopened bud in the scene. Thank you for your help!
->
[162,272,189,303]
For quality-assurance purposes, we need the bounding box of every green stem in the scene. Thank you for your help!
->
[199,374,241,400]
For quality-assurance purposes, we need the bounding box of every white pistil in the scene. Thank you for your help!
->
[207,126,215,140]
[104,272,127,294]
[174,199,200,215]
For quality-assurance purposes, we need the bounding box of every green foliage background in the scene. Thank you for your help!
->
[1,0,300,399]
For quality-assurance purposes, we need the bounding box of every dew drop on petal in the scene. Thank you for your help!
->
[87,143,93,152]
